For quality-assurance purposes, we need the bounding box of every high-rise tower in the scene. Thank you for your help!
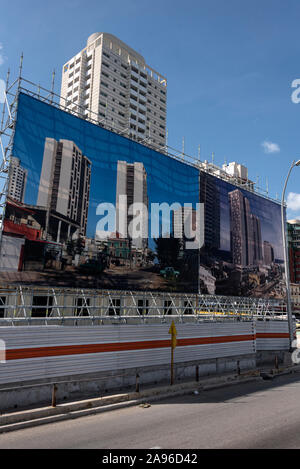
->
[37,138,91,237]
[115,160,148,250]
[60,33,167,150]
[8,157,27,203]
[228,189,262,267]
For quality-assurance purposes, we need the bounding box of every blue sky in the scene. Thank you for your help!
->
[1,0,300,219]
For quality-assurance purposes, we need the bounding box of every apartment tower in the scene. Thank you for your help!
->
[172,206,197,248]
[228,189,262,267]
[8,157,28,203]
[115,160,148,250]
[60,33,167,150]
[287,220,300,283]
[37,138,91,237]
[263,240,275,265]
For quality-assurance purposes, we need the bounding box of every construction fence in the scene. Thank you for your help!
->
[0,319,290,386]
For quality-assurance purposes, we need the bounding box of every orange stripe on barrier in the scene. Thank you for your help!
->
[256,333,289,339]
[177,335,255,346]
[6,334,256,361]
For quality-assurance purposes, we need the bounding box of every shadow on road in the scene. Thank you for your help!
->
[148,372,300,406]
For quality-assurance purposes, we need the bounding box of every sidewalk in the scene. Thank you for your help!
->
[1,364,299,434]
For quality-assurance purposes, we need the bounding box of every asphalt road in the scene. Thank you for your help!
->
[1,372,300,449]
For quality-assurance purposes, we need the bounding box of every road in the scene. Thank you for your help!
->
[1,372,300,449]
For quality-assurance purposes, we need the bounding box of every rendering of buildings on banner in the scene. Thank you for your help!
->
[0,91,284,299]
[8,157,27,203]
[37,138,92,241]
[199,172,284,299]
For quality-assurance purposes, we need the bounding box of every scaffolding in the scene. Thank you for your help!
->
[0,284,288,326]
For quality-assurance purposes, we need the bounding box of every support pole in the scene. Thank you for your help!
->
[168,320,177,385]
[18,53,23,92]
[135,373,140,393]
[51,383,57,407]
[281,160,297,349]
[171,346,174,385]
[50,69,55,104]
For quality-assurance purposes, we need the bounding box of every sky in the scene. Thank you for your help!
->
[1,0,300,220]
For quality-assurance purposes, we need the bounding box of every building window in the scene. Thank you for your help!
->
[0,296,6,318]
[137,299,149,315]
[32,296,53,318]
[75,298,90,316]
[183,300,193,315]
[109,298,121,316]
[164,300,172,315]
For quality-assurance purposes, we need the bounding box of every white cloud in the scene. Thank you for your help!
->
[287,192,300,211]
[261,140,280,154]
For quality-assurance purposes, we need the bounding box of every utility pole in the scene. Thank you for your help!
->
[281,159,300,348]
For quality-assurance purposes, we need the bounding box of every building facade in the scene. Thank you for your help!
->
[60,32,167,150]
[37,138,91,238]
[8,157,27,203]
[288,219,300,284]
[172,206,197,248]
[228,189,263,267]
[263,240,275,266]
[229,189,252,266]
[115,160,148,250]
[199,172,220,251]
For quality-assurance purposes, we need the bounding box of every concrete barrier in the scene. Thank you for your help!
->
[0,354,256,412]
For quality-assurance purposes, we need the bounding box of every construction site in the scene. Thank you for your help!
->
[0,60,294,417]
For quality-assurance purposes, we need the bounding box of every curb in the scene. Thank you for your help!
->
[0,366,298,434]
[0,372,262,434]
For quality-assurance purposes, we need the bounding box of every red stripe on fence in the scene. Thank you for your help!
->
[6,334,256,360]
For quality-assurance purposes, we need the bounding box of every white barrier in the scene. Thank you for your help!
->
[0,319,292,386]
